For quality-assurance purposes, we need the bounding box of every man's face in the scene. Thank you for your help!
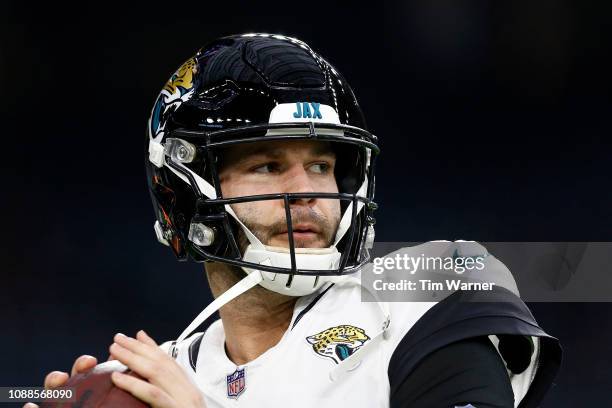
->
[218,140,341,249]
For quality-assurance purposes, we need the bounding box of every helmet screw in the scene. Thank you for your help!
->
[177,145,189,160]
[188,223,215,246]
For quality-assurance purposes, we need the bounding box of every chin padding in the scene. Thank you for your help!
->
[242,245,342,297]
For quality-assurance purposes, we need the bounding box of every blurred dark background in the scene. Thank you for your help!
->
[1,1,610,406]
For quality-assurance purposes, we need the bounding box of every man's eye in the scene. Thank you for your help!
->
[252,163,279,174]
[310,163,330,174]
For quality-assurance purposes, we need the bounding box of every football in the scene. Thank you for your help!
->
[39,360,149,408]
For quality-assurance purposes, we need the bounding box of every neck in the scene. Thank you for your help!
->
[205,262,297,366]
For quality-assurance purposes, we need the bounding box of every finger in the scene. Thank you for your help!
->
[114,333,163,361]
[136,330,158,347]
[110,342,192,400]
[109,342,156,379]
[44,371,69,390]
[23,403,39,408]
[71,355,97,377]
[106,354,117,361]
[111,371,174,408]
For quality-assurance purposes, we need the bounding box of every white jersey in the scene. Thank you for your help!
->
[165,242,561,408]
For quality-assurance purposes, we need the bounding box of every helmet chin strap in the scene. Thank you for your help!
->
[171,270,264,352]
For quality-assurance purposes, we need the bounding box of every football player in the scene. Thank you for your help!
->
[26,34,561,408]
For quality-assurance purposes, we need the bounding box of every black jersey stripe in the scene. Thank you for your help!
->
[291,283,335,330]
[188,333,205,371]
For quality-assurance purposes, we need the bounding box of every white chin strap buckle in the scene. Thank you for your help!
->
[241,245,342,297]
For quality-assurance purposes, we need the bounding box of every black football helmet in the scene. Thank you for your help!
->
[146,33,378,296]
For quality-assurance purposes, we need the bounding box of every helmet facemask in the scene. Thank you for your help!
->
[150,122,378,296]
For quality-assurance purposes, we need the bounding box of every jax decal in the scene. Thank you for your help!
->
[149,57,198,142]
[267,102,340,125]
[292,102,323,119]
[226,367,246,399]
[306,325,370,364]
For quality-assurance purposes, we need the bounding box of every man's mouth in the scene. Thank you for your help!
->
[279,223,320,234]
[276,223,322,244]
[295,223,321,233]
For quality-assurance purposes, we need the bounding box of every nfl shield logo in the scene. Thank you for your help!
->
[226,367,246,398]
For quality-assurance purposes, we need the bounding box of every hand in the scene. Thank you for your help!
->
[23,354,99,408]
[109,330,206,408]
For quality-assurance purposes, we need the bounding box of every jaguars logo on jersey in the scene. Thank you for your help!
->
[306,325,370,364]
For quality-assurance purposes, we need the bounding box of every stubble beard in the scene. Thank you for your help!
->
[233,204,340,252]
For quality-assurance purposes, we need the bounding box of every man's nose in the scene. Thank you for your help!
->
[283,165,316,207]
